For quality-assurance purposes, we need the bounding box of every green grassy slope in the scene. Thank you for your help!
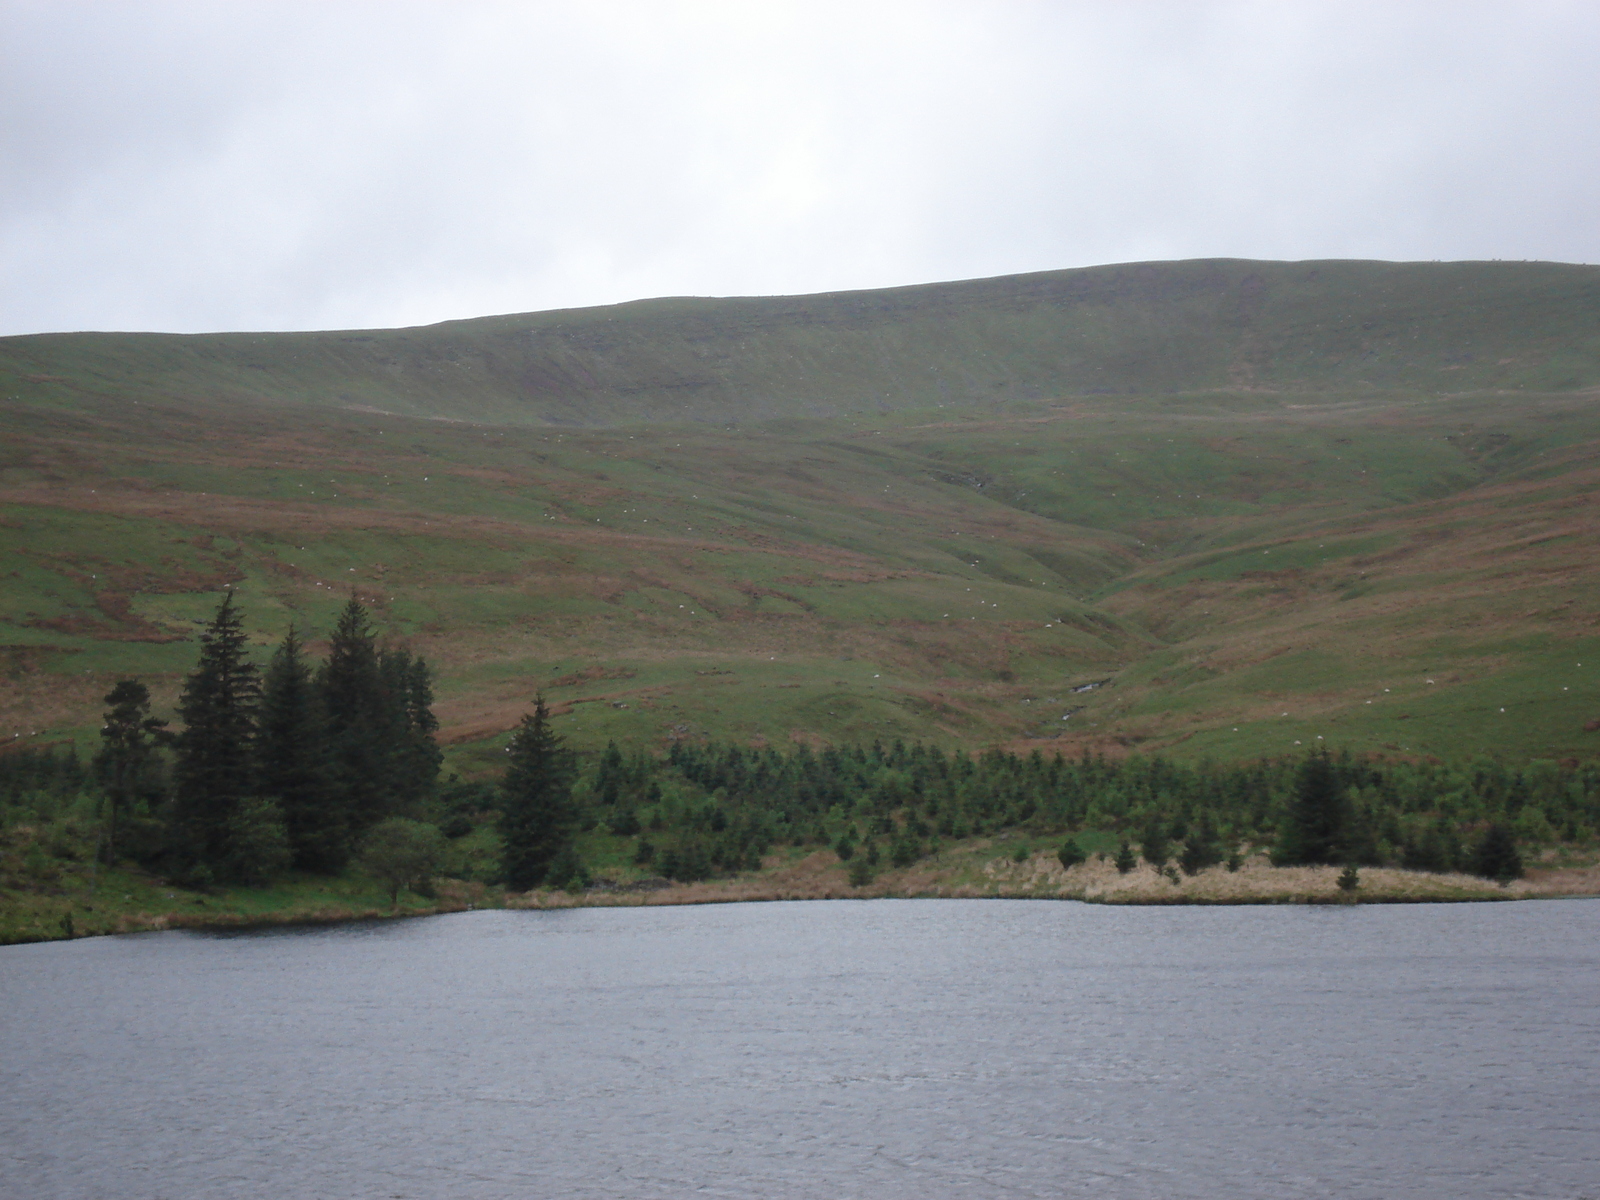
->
[2,259,1598,770]
[4,259,1598,426]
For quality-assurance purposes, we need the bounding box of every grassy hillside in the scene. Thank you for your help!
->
[1,259,1598,771]
[4,259,1599,427]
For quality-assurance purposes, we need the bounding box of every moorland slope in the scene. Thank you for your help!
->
[6,258,1599,425]
[2,258,1598,771]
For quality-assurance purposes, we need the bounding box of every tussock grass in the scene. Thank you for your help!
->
[0,858,492,946]
[9,843,1595,946]
[504,846,1600,911]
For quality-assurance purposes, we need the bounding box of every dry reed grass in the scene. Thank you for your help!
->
[503,846,1600,911]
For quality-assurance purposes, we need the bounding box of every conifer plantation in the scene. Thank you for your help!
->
[557,737,1590,885]
[5,591,1600,917]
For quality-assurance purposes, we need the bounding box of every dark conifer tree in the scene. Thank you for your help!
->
[1140,815,1170,867]
[499,696,577,890]
[377,647,442,812]
[258,625,344,871]
[402,652,442,792]
[93,679,168,864]
[318,597,393,834]
[1179,812,1224,875]
[1402,823,1452,872]
[1472,823,1523,881]
[1275,750,1350,865]
[172,591,262,875]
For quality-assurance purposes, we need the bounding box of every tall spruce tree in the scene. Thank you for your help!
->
[258,625,344,871]
[1140,815,1170,867]
[318,597,393,837]
[1114,840,1137,873]
[1472,822,1523,882]
[1274,750,1351,865]
[93,679,168,864]
[499,696,577,891]
[378,647,442,812]
[172,591,263,877]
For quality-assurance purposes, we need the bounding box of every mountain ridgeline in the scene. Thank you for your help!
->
[5,259,1599,426]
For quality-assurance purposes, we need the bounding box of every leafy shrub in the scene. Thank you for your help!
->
[359,818,446,905]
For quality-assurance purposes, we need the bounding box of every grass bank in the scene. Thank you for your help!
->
[507,841,1600,910]
[7,838,1596,947]
[0,856,495,946]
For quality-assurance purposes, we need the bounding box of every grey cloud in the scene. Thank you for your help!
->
[1,0,1596,336]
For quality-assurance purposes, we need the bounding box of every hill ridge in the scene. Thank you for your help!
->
[5,258,1599,427]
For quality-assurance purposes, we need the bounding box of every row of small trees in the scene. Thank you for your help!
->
[573,738,1561,886]
[1055,751,1522,882]
[98,592,442,884]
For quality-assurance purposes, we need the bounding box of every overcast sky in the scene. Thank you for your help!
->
[2,1,1596,336]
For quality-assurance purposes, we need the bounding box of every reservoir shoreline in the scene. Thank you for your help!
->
[8,846,1598,945]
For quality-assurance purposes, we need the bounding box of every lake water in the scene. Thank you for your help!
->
[3,899,1598,1199]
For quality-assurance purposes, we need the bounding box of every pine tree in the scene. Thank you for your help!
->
[890,829,923,867]
[379,647,442,812]
[258,626,343,871]
[93,679,168,865]
[1179,813,1224,875]
[1115,840,1137,873]
[315,599,441,837]
[1140,816,1170,868]
[172,591,265,878]
[1472,823,1523,882]
[1403,817,1460,873]
[1275,750,1350,865]
[499,697,577,891]
[403,653,442,792]
[318,597,392,836]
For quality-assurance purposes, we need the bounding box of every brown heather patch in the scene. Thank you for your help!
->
[1520,860,1600,896]
[0,670,138,744]
[435,684,678,744]
[547,665,638,689]
[0,486,889,576]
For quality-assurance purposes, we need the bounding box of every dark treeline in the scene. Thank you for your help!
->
[1,592,441,886]
[571,737,1599,884]
[7,635,1598,892]
[0,745,89,804]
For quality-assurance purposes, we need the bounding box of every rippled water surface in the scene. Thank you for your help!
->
[4,899,1599,1199]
